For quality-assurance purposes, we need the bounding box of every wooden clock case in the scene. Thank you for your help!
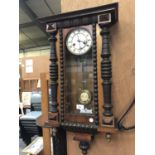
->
[36,3,134,155]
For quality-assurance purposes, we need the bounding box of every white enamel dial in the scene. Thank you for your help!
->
[66,28,92,55]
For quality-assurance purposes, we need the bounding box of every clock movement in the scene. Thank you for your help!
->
[37,3,134,155]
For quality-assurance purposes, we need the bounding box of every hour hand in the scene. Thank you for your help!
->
[79,47,84,50]
[83,41,87,44]
[77,39,87,44]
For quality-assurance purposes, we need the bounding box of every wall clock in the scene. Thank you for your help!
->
[37,3,124,155]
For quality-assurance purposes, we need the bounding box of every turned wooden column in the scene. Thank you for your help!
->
[46,23,67,155]
[99,26,115,127]
[46,23,58,113]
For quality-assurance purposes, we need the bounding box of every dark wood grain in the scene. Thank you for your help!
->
[48,28,58,113]
[39,3,118,28]
[92,24,99,126]
[39,3,119,155]
[99,26,115,127]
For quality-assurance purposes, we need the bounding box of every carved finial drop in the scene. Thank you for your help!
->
[79,141,90,155]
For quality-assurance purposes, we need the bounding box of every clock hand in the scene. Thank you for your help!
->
[79,47,84,50]
[77,39,86,44]
[76,34,83,50]
[77,39,88,47]
[77,34,81,43]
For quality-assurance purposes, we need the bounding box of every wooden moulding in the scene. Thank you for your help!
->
[73,133,93,142]
[97,126,118,134]
[73,133,93,155]
[48,112,59,120]
[64,114,94,124]
[102,116,115,127]
[39,3,118,28]
[44,120,60,128]
[37,113,60,128]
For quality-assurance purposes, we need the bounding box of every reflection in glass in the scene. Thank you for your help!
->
[64,47,94,115]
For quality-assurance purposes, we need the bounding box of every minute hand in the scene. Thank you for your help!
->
[77,40,89,49]
[77,39,87,44]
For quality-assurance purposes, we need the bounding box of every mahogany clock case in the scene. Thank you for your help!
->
[39,2,118,131]
[36,3,131,155]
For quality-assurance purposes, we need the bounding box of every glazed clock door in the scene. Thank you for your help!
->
[63,25,95,125]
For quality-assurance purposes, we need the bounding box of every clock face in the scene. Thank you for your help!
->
[66,28,92,55]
